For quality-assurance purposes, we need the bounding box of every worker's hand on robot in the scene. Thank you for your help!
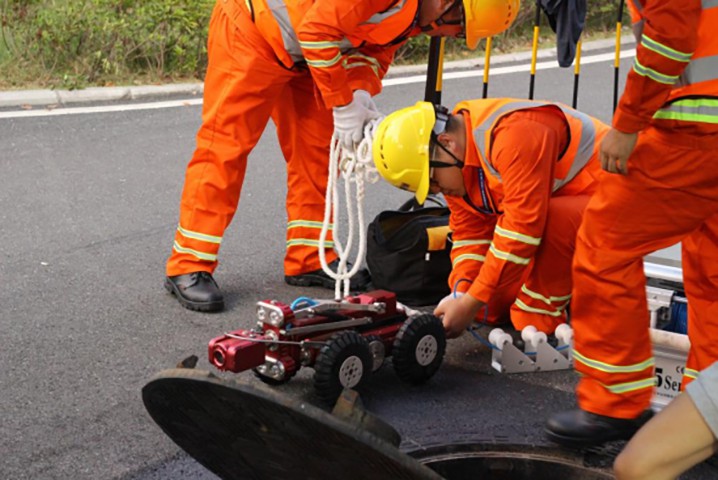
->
[332,89,382,149]
[435,294,485,339]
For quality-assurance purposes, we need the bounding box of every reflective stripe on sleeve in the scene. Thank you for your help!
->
[494,225,541,246]
[632,58,680,84]
[489,244,531,265]
[306,53,343,68]
[640,34,693,63]
[452,253,486,267]
[299,40,343,49]
[451,239,492,249]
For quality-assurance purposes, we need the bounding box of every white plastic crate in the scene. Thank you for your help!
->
[650,328,690,411]
[645,260,689,411]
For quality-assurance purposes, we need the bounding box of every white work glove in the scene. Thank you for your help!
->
[332,90,381,149]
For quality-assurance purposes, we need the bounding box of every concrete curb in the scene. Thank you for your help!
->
[0,37,634,108]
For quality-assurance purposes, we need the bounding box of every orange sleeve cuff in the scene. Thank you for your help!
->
[347,78,382,98]
[321,87,354,109]
[612,106,650,134]
[467,278,494,305]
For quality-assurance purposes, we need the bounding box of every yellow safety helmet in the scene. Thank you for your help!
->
[372,102,435,204]
[463,0,521,50]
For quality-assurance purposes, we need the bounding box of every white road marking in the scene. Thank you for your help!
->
[0,50,635,119]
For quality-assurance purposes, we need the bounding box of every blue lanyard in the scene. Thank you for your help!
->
[463,167,500,215]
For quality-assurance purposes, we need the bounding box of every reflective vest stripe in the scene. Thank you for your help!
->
[173,241,218,262]
[452,253,486,267]
[362,0,409,23]
[266,0,306,62]
[678,54,718,87]
[452,239,492,248]
[654,98,718,123]
[553,108,597,190]
[514,298,565,317]
[641,34,693,63]
[288,220,332,229]
[632,58,680,85]
[270,0,408,64]
[489,244,531,265]
[286,239,335,248]
[573,349,654,373]
[494,225,541,246]
[661,2,718,104]
[474,101,541,181]
[684,367,700,380]
[521,284,571,305]
[603,377,657,394]
[472,101,596,192]
[177,225,222,244]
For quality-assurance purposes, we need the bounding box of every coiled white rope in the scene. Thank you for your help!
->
[319,118,383,299]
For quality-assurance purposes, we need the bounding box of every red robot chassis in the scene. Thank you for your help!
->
[208,290,446,403]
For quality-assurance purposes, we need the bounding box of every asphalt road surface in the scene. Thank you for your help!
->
[1,41,714,479]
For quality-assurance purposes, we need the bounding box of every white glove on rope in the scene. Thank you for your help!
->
[332,90,381,149]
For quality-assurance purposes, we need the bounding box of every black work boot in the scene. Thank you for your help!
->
[545,408,654,447]
[165,271,225,313]
[285,259,371,291]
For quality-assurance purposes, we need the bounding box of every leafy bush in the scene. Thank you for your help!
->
[0,0,627,89]
[1,0,213,89]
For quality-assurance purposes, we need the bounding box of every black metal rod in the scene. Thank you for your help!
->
[613,0,625,112]
[572,40,582,108]
[424,37,444,104]
[528,0,541,100]
[572,74,580,108]
[482,37,492,99]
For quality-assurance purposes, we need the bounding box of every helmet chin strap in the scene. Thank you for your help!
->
[430,105,465,169]
[431,137,465,169]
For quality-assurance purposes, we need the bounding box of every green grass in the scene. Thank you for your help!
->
[0,1,628,90]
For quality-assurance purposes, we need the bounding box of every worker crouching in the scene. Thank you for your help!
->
[372,98,608,337]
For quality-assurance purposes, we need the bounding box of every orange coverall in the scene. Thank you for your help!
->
[446,99,608,334]
[167,0,418,278]
[572,0,718,419]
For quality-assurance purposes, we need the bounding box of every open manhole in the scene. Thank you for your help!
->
[412,443,614,479]
[144,370,620,480]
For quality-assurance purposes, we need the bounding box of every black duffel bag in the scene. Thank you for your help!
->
[366,195,452,306]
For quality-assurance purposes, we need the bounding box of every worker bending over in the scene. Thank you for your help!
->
[164,0,521,312]
[373,98,608,337]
